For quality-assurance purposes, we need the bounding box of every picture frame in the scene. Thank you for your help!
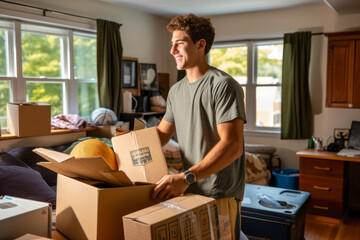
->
[122,57,138,89]
[334,128,350,147]
[139,63,158,91]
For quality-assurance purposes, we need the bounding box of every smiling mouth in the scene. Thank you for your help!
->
[175,56,183,62]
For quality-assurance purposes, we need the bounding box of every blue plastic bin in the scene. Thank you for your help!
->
[272,168,299,190]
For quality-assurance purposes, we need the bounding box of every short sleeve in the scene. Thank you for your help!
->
[163,87,175,123]
[214,78,247,125]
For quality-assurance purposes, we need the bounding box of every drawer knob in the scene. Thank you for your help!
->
[313,185,331,191]
[313,205,329,210]
[314,166,331,171]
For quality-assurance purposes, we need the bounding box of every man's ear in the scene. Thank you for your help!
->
[198,39,206,52]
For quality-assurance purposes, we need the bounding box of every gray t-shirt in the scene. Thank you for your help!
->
[163,66,247,199]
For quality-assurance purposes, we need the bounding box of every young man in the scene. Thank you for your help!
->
[152,14,246,239]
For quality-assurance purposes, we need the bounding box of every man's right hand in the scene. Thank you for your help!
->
[152,173,189,200]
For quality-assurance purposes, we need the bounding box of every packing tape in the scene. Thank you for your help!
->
[160,198,217,240]
[130,131,147,180]
[161,201,200,240]
[195,196,217,240]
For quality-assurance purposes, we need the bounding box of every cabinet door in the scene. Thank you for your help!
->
[354,40,360,108]
[326,40,355,108]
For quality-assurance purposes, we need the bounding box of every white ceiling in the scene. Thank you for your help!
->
[98,0,360,18]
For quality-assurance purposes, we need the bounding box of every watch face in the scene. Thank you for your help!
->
[185,173,196,184]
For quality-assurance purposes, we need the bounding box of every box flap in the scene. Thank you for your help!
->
[123,194,214,225]
[34,148,133,186]
[112,127,169,184]
[133,118,146,130]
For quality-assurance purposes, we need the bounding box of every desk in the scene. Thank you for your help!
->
[296,149,360,219]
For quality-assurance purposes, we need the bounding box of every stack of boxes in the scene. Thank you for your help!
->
[35,127,218,239]
[3,103,220,239]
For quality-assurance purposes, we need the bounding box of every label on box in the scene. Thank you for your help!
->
[130,147,153,166]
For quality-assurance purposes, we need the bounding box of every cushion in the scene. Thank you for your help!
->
[7,147,58,187]
[0,165,56,208]
[0,152,30,168]
[245,153,271,185]
[70,139,118,170]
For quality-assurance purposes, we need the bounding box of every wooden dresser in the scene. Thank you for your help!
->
[296,149,360,219]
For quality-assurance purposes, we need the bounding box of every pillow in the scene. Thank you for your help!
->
[7,147,58,187]
[0,166,56,208]
[0,152,30,168]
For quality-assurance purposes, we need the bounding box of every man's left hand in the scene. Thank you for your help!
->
[152,173,189,200]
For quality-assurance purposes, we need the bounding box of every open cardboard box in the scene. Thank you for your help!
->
[34,127,169,240]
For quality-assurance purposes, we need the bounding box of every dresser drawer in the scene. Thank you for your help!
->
[300,157,344,178]
[307,200,344,218]
[299,175,344,203]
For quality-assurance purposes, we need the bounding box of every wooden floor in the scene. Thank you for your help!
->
[304,211,360,240]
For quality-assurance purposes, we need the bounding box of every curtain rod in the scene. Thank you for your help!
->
[0,0,122,26]
[215,32,324,45]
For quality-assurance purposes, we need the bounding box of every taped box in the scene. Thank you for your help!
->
[7,102,51,137]
[123,194,219,240]
[0,196,51,240]
[33,127,169,240]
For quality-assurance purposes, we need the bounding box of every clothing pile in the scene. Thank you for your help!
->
[51,114,95,131]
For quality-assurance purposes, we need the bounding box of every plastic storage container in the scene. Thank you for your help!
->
[241,184,311,240]
[272,168,299,190]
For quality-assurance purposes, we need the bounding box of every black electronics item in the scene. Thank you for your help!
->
[348,121,360,150]
[327,143,342,152]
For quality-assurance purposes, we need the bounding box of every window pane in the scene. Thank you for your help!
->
[209,46,247,84]
[256,44,283,84]
[0,81,12,128]
[0,29,7,76]
[22,32,62,78]
[26,82,63,116]
[256,86,281,127]
[74,34,96,80]
[78,82,99,121]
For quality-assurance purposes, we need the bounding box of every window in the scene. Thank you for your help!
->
[0,19,98,128]
[0,20,14,128]
[209,40,283,133]
[74,33,98,121]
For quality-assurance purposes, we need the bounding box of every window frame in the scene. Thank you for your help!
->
[211,39,283,135]
[0,19,97,127]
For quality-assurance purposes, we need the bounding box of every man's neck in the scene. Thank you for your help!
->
[186,63,211,83]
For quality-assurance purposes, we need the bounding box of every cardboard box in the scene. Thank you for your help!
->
[0,195,51,240]
[33,127,169,239]
[123,194,219,240]
[7,102,51,137]
[55,174,162,240]
[112,127,169,184]
[88,121,130,138]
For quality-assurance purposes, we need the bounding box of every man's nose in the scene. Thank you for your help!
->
[170,45,177,55]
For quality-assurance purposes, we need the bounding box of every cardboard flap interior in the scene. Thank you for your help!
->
[34,148,134,186]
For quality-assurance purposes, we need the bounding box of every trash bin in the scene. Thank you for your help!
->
[272,168,299,190]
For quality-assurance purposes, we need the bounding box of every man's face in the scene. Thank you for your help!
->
[170,30,201,70]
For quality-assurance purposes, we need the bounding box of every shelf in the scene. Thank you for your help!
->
[0,127,98,141]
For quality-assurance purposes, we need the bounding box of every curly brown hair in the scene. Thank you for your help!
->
[167,13,215,54]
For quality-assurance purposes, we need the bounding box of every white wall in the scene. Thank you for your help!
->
[1,0,172,74]
[210,3,360,169]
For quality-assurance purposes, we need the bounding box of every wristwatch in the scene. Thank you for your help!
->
[184,169,196,185]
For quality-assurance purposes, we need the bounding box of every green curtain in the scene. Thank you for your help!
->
[281,32,312,139]
[96,19,123,118]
